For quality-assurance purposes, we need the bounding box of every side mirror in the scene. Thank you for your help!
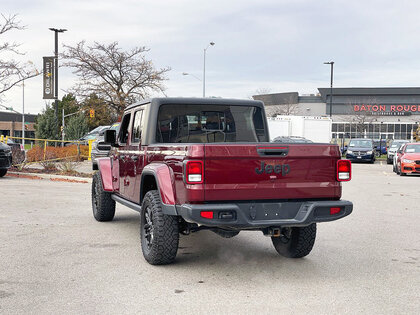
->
[104,129,117,146]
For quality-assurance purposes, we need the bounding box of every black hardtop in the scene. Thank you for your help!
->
[125,97,264,111]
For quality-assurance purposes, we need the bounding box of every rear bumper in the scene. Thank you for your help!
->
[177,200,353,229]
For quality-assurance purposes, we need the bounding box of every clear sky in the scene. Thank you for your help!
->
[2,0,420,115]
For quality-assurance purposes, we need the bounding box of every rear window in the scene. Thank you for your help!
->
[156,104,267,143]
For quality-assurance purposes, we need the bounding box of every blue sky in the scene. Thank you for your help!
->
[2,0,420,114]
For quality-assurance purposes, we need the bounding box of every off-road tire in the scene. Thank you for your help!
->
[212,229,240,238]
[91,172,115,221]
[0,169,7,177]
[272,224,317,258]
[140,190,179,265]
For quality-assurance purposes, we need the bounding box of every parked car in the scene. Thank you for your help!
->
[272,136,313,143]
[91,123,120,169]
[395,143,420,176]
[345,138,375,163]
[65,125,110,146]
[6,139,25,165]
[80,125,110,142]
[393,143,406,173]
[0,141,12,177]
[373,139,387,156]
[387,140,409,164]
[92,97,353,265]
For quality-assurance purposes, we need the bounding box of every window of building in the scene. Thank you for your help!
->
[380,124,386,132]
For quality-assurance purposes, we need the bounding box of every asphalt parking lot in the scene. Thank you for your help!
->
[1,163,419,314]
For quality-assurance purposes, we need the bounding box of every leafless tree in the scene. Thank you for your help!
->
[0,14,39,98]
[345,97,378,135]
[265,94,300,117]
[62,41,170,115]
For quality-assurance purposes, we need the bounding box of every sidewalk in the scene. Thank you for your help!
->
[25,160,95,175]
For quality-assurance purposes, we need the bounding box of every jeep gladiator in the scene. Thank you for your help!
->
[92,98,353,265]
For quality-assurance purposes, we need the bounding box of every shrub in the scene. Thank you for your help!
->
[26,144,89,163]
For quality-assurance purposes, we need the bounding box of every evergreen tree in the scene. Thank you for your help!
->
[35,104,58,140]
[64,113,89,140]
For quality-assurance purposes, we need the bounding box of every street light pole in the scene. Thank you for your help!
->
[49,28,67,138]
[324,61,334,117]
[203,42,215,97]
[22,79,25,147]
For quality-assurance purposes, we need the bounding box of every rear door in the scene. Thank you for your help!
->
[126,108,146,203]
[203,143,342,201]
[116,112,132,197]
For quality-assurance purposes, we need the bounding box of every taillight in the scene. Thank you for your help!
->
[337,159,351,181]
[185,161,204,184]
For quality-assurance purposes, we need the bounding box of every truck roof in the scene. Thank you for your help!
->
[125,97,264,111]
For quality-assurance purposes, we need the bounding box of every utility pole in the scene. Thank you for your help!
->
[203,42,215,97]
[49,28,67,138]
[324,61,334,117]
[22,79,25,147]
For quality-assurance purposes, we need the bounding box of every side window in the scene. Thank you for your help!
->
[118,113,131,144]
[131,110,143,143]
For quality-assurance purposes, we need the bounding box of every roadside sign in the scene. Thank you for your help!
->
[43,56,55,99]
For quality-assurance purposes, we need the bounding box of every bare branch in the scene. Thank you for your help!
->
[62,41,170,115]
[0,13,35,100]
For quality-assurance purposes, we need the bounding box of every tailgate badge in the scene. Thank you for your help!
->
[255,161,290,176]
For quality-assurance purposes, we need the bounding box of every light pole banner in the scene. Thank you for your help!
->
[43,56,55,99]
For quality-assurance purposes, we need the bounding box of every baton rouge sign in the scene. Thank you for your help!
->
[353,104,420,114]
[255,161,290,175]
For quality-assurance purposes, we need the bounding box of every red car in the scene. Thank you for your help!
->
[396,143,420,176]
[93,98,353,265]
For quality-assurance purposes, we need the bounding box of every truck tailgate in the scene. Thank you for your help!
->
[204,144,342,201]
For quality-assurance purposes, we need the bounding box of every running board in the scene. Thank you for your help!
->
[111,194,141,212]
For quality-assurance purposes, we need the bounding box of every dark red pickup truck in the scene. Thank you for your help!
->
[92,98,353,265]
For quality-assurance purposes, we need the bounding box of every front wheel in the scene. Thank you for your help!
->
[0,169,7,177]
[140,190,179,265]
[271,224,316,258]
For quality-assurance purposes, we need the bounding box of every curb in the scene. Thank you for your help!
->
[7,171,92,184]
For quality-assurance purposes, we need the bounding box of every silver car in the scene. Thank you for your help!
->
[91,123,120,169]
[387,140,409,164]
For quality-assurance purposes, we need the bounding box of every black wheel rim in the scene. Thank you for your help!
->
[143,206,154,249]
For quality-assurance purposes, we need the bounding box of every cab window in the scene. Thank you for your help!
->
[118,113,131,144]
[131,110,143,143]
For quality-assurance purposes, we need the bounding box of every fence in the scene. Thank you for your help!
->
[0,135,94,168]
